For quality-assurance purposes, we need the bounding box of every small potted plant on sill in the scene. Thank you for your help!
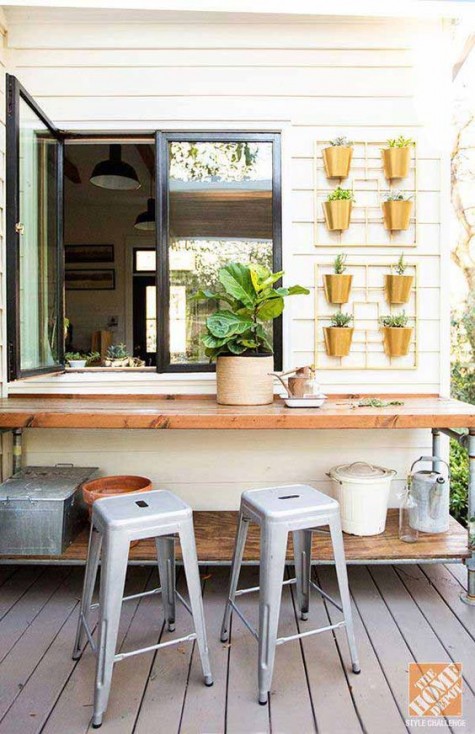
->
[65,351,87,369]
[324,253,352,304]
[382,135,415,179]
[382,190,413,231]
[193,262,309,405]
[323,187,354,231]
[322,136,353,179]
[105,343,130,367]
[323,311,354,357]
[379,310,413,357]
[385,253,414,304]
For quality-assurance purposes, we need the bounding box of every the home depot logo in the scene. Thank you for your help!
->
[408,663,463,718]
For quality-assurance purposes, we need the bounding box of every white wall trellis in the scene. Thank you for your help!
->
[313,140,418,248]
[314,260,418,370]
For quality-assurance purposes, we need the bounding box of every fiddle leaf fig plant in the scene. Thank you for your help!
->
[193,262,309,361]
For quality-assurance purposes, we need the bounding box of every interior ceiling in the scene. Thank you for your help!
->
[65,143,273,239]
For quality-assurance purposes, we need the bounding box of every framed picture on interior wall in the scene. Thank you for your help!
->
[65,269,116,291]
[65,244,114,264]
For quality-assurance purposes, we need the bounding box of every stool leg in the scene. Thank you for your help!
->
[293,529,312,621]
[156,535,176,632]
[220,513,249,643]
[179,519,213,687]
[92,533,129,728]
[258,525,288,705]
[73,525,102,660]
[329,514,361,675]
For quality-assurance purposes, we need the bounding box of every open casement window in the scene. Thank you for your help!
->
[156,132,282,372]
[6,75,64,379]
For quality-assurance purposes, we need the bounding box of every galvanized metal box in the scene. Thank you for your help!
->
[0,465,98,555]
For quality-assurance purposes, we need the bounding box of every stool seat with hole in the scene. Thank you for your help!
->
[220,484,360,705]
[72,489,213,728]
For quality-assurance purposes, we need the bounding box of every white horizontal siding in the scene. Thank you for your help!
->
[2,13,449,505]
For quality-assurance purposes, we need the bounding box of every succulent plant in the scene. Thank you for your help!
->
[329,136,353,147]
[330,311,353,328]
[379,311,409,328]
[327,187,354,202]
[385,135,415,149]
[383,190,412,202]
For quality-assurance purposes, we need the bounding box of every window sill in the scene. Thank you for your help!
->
[8,370,218,395]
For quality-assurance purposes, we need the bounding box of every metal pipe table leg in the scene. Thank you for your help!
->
[461,429,475,606]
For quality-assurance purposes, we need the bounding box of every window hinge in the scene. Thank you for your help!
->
[15,223,24,235]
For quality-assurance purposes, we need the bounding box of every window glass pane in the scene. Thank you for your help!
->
[135,249,156,272]
[19,98,60,371]
[145,285,157,353]
[168,141,273,365]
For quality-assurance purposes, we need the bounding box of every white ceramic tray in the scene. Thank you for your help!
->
[283,394,327,408]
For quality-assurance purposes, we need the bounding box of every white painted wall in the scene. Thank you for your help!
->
[0,9,452,507]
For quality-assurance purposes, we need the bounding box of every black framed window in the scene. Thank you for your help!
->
[156,132,282,372]
[6,74,64,380]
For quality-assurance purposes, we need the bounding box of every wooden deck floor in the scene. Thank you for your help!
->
[0,563,474,733]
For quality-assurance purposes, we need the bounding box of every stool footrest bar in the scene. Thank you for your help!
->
[176,590,192,616]
[114,633,197,662]
[309,580,343,612]
[235,578,296,597]
[229,600,259,641]
[89,587,163,611]
[276,620,346,646]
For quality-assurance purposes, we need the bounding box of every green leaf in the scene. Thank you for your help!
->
[201,333,229,348]
[286,285,310,296]
[218,263,257,308]
[257,297,284,321]
[256,324,273,352]
[191,289,234,306]
[240,339,259,349]
[206,310,253,338]
[227,339,249,355]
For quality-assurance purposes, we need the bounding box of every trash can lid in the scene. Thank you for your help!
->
[329,461,396,483]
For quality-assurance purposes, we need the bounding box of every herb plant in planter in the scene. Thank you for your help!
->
[385,253,414,305]
[382,136,415,179]
[324,253,352,304]
[322,136,353,179]
[323,311,354,357]
[65,351,87,369]
[105,343,130,368]
[194,262,309,405]
[382,190,413,231]
[323,187,354,231]
[379,310,413,357]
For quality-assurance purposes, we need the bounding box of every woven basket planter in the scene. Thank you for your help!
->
[324,274,353,304]
[381,326,413,357]
[384,274,414,305]
[323,327,354,357]
[216,354,274,406]
[323,200,352,231]
[382,147,411,179]
[322,146,353,178]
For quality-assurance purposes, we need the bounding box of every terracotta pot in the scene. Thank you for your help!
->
[324,274,353,304]
[83,475,152,516]
[323,200,352,231]
[323,327,354,357]
[382,147,411,179]
[381,326,413,357]
[382,200,412,231]
[385,274,414,305]
[216,354,274,406]
[322,146,353,178]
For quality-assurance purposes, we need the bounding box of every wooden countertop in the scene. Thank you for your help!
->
[0,394,473,429]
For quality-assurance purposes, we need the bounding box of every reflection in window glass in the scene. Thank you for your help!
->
[145,285,157,353]
[19,99,60,371]
[168,141,273,364]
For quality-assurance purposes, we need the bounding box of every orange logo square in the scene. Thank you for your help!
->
[408,663,463,718]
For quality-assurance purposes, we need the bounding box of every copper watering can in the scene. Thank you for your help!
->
[270,366,320,398]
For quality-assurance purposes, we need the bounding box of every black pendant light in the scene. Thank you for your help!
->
[134,197,156,231]
[90,144,141,190]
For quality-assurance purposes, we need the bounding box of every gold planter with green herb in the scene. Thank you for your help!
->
[385,274,413,304]
[324,327,354,357]
[324,274,353,304]
[382,136,415,179]
[380,311,412,357]
[322,146,353,178]
[382,199,412,231]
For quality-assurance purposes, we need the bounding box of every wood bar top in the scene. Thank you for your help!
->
[0,394,473,430]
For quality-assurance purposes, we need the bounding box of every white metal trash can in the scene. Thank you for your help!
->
[327,461,397,536]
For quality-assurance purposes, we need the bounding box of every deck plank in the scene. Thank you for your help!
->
[178,569,229,734]
[420,563,475,638]
[42,567,151,734]
[0,566,45,622]
[318,567,408,734]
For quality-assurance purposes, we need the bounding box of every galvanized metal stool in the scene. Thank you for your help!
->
[72,489,213,728]
[220,484,360,705]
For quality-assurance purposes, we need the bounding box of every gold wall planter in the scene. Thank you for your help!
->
[324,274,353,304]
[216,354,274,406]
[382,147,411,179]
[385,274,414,305]
[381,326,413,357]
[323,327,354,357]
[322,146,353,178]
[382,200,412,231]
[323,200,352,231]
